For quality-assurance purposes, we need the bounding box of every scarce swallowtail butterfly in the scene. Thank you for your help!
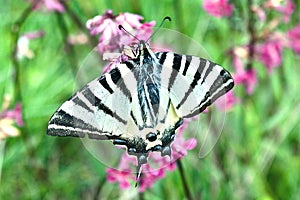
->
[47,17,234,183]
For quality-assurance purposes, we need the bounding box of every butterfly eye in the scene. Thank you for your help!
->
[146,132,157,142]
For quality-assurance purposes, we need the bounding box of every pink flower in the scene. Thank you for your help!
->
[86,10,155,54]
[234,68,257,94]
[256,38,283,73]
[287,24,300,55]
[0,103,23,126]
[231,46,257,94]
[139,165,165,192]
[252,5,266,21]
[202,0,234,18]
[29,0,65,13]
[216,90,237,110]
[106,168,134,189]
[265,0,295,23]
[68,33,88,45]
[102,54,129,73]
[17,31,44,59]
[134,22,156,41]
[0,97,23,140]
[171,133,197,161]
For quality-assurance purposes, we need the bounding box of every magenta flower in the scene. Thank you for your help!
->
[86,10,155,54]
[231,47,257,94]
[106,168,134,189]
[102,54,129,73]
[256,37,283,73]
[252,5,266,21]
[0,103,24,126]
[171,134,197,161]
[216,90,237,110]
[139,165,165,192]
[0,97,24,140]
[28,0,65,13]
[234,68,257,94]
[265,0,295,23]
[287,24,300,55]
[202,0,234,18]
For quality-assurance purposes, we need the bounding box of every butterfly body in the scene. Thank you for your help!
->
[47,40,234,170]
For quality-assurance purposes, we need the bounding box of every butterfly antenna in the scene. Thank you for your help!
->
[118,25,141,42]
[146,16,172,43]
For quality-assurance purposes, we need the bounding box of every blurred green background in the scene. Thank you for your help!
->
[1,0,300,199]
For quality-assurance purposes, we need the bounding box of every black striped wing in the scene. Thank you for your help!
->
[156,52,234,118]
[47,63,138,140]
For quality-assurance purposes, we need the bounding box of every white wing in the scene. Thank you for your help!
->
[47,63,136,139]
[156,52,234,118]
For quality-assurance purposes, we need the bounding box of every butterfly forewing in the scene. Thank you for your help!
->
[156,52,234,118]
[47,68,132,139]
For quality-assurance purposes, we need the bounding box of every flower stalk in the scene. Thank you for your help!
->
[176,159,194,200]
[247,0,256,71]
[55,11,79,76]
[0,140,6,182]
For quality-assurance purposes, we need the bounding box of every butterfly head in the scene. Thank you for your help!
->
[123,40,156,64]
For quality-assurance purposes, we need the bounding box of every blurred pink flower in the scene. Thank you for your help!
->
[29,0,65,13]
[86,10,155,54]
[287,24,300,55]
[135,22,156,41]
[231,46,257,94]
[0,97,23,140]
[216,90,237,110]
[106,168,134,189]
[265,0,294,22]
[252,5,266,21]
[118,151,137,170]
[234,68,257,94]
[139,165,165,192]
[171,132,197,161]
[106,119,197,191]
[68,33,88,45]
[17,31,44,59]
[102,54,129,73]
[202,0,234,18]
[256,38,283,73]
[0,103,23,126]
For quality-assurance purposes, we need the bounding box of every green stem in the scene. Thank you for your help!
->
[176,159,194,200]
[0,140,6,182]
[93,176,106,200]
[138,191,145,200]
[11,0,38,101]
[55,11,78,76]
[246,0,255,71]
[10,0,38,142]
[60,0,98,47]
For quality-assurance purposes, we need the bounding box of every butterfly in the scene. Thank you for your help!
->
[47,18,234,182]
